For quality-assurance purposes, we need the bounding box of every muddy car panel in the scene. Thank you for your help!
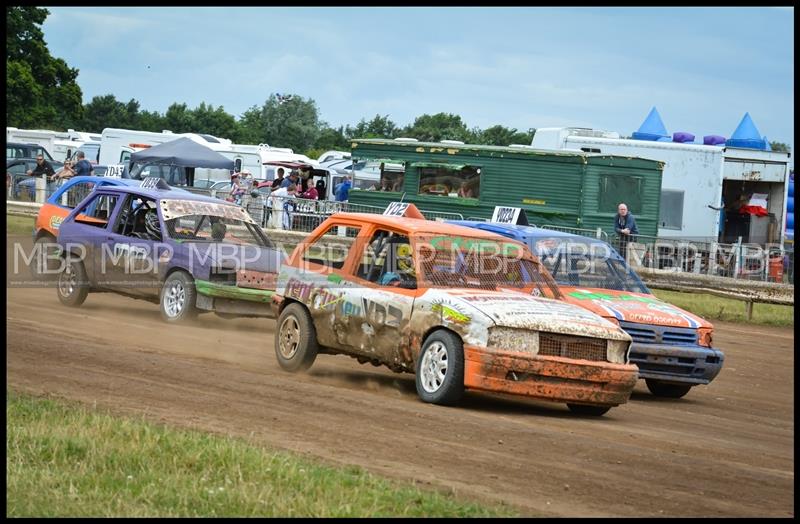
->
[276,213,638,407]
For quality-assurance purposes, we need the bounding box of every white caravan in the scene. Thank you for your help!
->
[6,127,101,163]
[531,127,791,245]
[317,150,351,164]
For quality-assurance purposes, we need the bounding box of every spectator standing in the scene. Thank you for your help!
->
[335,175,352,202]
[71,151,94,177]
[613,202,639,261]
[26,154,55,178]
[280,170,300,189]
[27,154,57,196]
[272,167,286,189]
[229,172,247,205]
[267,183,297,229]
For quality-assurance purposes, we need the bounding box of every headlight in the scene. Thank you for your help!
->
[487,327,539,354]
[697,327,713,348]
[607,339,630,364]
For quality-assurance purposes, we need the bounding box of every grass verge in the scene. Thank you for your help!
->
[652,289,794,327]
[6,214,35,235]
[6,391,517,517]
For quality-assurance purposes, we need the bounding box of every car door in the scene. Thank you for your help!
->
[282,221,364,351]
[98,193,164,297]
[60,191,123,286]
[341,227,418,364]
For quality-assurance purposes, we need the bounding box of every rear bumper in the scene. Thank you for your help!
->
[628,343,724,385]
[463,345,639,407]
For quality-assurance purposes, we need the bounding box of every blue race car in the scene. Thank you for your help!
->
[449,220,724,399]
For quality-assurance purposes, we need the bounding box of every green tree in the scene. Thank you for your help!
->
[6,6,83,129]
[163,103,195,133]
[401,113,474,142]
[80,94,135,132]
[237,104,266,144]
[316,124,349,150]
[477,125,535,146]
[345,114,399,140]
[770,141,790,153]
[237,94,321,152]
[189,102,238,141]
[137,109,167,133]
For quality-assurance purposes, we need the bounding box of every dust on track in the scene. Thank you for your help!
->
[6,235,794,516]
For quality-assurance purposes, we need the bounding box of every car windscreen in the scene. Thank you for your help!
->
[535,238,650,293]
[164,214,269,247]
[414,234,562,297]
[160,198,268,247]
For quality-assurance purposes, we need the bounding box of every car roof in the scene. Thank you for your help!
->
[65,175,138,186]
[327,213,529,240]
[450,220,607,242]
[96,183,230,203]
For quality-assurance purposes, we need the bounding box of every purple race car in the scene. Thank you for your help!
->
[55,178,285,322]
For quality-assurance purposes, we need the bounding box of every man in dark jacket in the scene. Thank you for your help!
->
[614,202,639,260]
[26,155,55,178]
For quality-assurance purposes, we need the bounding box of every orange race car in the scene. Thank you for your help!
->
[272,204,638,416]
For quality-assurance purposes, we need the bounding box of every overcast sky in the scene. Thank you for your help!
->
[42,6,793,149]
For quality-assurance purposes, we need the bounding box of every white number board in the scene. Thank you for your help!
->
[492,206,521,224]
[106,164,125,178]
[383,202,410,216]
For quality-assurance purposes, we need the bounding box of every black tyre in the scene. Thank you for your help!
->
[275,303,319,372]
[56,256,89,307]
[567,404,612,417]
[31,235,60,282]
[415,330,465,406]
[645,379,692,399]
[159,271,198,323]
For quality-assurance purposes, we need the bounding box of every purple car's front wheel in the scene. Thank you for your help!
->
[56,258,88,307]
[159,271,197,323]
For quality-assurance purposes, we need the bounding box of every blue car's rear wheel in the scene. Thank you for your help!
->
[160,271,198,323]
[57,257,88,307]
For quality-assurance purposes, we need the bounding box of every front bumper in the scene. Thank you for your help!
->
[463,345,639,407]
[628,343,724,385]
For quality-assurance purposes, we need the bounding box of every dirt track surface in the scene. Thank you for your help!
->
[6,244,795,516]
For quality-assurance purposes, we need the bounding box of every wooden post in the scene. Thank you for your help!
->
[745,300,754,321]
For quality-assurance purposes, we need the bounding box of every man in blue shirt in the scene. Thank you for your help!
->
[613,202,638,260]
[335,175,352,202]
[72,151,94,177]
[280,170,299,189]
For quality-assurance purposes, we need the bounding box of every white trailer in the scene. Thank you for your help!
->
[6,127,101,163]
[531,127,791,244]
[99,128,217,166]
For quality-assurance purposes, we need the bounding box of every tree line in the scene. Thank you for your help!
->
[6,7,789,158]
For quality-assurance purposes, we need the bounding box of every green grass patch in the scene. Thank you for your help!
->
[6,214,35,235]
[6,391,517,517]
[652,289,794,327]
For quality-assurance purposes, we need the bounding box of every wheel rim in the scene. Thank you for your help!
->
[278,315,300,359]
[58,262,77,297]
[164,280,186,317]
[420,341,448,393]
